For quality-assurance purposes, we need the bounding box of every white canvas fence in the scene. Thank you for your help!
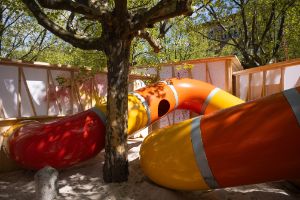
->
[0,59,149,120]
[233,59,300,101]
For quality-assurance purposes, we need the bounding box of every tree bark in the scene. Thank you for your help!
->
[103,36,131,182]
[0,2,3,57]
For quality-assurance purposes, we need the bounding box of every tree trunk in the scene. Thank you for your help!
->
[103,37,131,182]
[0,2,3,57]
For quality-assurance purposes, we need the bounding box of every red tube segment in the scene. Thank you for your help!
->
[8,108,106,170]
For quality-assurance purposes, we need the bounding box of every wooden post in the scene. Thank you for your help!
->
[20,68,37,116]
[74,82,84,112]
[0,133,4,152]
[247,73,253,101]
[0,100,5,118]
[280,67,285,91]
[93,76,100,105]
[225,60,232,93]
[49,71,62,114]
[156,67,160,81]
[90,78,93,108]
[18,67,22,117]
[187,67,193,78]
[70,71,74,114]
[205,63,212,84]
[46,70,50,116]
[35,166,58,200]
[261,71,267,97]
[235,75,240,98]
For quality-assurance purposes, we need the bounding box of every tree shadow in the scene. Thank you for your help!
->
[0,138,300,200]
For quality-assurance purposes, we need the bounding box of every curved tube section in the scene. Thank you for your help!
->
[129,78,244,132]
[3,78,242,171]
[140,87,300,190]
[8,108,106,170]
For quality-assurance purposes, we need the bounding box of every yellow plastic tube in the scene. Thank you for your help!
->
[140,87,300,190]
[140,118,210,190]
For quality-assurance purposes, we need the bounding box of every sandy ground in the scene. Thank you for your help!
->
[0,138,299,200]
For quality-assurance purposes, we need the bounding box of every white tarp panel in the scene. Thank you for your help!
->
[238,75,249,101]
[174,66,190,78]
[0,65,18,118]
[159,66,173,79]
[284,65,300,89]
[50,70,72,115]
[191,63,206,81]
[20,76,34,117]
[94,73,108,97]
[265,69,281,96]
[23,67,48,116]
[250,72,263,100]
[207,61,226,90]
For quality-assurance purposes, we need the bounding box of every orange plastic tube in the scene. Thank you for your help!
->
[201,87,300,188]
[132,78,243,124]
[140,87,300,190]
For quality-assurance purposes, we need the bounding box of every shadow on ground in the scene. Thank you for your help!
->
[0,139,299,200]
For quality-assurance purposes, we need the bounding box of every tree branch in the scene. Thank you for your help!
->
[21,0,105,50]
[251,7,257,54]
[159,20,173,38]
[137,30,162,53]
[206,5,241,48]
[232,0,241,7]
[66,12,76,33]
[193,28,237,47]
[114,0,127,18]
[1,13,23,33]
[36,0,108,19]
[272,13,285,59]
[20,29,47,60]
[239,0,248,48]
[257,2,275,48]
[133,0,193,31]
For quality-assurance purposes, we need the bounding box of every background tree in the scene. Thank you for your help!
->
[21,0,193,182]
[191,0,297,68]
[38,43,107,69]
[129,1,237,67]
[0,0,57,60]
[130,17,213,65]
[283,1,300,60]
[0,0,106,68]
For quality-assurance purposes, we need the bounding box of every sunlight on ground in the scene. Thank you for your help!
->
[0,139,299,200]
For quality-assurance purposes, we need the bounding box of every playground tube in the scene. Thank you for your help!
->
[128,78,244,133]
[2,78,242,171]
[140,87,300,190]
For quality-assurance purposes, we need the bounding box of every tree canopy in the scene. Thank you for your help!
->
[2,0,300,68]
[190,0,298,68]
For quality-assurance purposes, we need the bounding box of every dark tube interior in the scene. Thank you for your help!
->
[158,99,170,117]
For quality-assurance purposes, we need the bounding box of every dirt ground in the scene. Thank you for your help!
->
[0,138,299,200]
